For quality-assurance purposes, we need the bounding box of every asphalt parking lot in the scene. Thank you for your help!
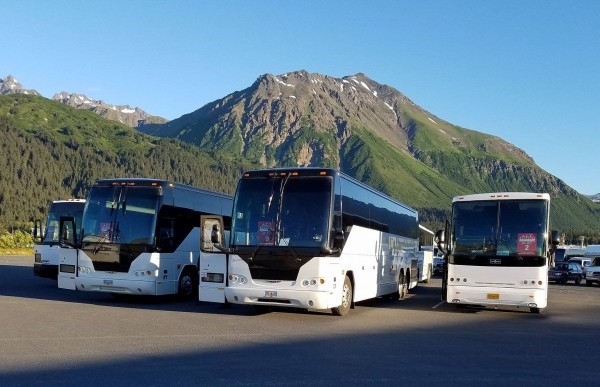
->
[1,255,600,386]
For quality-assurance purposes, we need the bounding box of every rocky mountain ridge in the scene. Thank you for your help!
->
[52,92,167,127]
[0,75,41,96]
[142,70,533,167]
[1,74,166,127]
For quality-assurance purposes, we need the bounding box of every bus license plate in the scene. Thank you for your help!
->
[265,291,277,298]
[487,293,500,300]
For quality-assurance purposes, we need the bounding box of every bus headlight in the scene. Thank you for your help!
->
[301,278,325,287]
[134,270,155,277]
[229,274,247,284]
[78,266,92,274]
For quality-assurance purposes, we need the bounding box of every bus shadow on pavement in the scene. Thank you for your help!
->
[0,263,211,313]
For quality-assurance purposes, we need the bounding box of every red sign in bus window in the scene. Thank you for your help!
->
[257,221,274,245]
[517,233,537,256]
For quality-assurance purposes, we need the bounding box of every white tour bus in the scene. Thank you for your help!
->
[201,168,420,316]
[435,192,559,313]
[33,199,85,279]
[58,178,232,297]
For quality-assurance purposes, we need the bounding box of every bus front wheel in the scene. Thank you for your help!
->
[178,268,198,299]
[332,276,352,316]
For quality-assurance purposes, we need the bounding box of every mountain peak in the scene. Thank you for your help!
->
[1,74,167,127]
[0,74,41,96]
[51,91,168,127]
[142,69,536,176]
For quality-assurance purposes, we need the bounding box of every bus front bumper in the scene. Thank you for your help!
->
[74,276,158,295]
[447,285,547,309]
[225,286,335,310]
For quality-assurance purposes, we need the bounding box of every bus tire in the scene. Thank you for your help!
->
[178,267,198,299]
[398,272,407,299]
[530,307,543,314]
[331,276,352,316]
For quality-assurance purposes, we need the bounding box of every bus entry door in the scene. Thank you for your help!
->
[199,215,228,303]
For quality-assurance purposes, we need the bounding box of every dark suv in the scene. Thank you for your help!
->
[548,262,583,285]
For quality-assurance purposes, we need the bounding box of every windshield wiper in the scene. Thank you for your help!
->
[83,224,113,255]
[274,173,291,243]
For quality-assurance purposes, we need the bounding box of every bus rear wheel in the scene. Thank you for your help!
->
[399,272,408,299]
[331,276,352,316]
[387,272,407,300]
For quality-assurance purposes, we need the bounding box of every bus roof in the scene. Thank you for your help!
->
[452,192,550,203]
[51,199,86,204]
[92,178,232,200]
[241,167,336,178]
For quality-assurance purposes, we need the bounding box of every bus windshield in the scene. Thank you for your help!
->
[82,186,160,245]
[452,200,548,258]
[232,176,331,248]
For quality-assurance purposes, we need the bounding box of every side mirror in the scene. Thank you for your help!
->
[33,219,42,242]
[211,224,221,244]
[434,229,445,244]
[201,215,229,253]
[59,216,77,247]
[551,230,560,246]
[434,229,447,254]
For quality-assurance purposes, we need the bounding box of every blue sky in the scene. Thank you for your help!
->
[3,1,599,194]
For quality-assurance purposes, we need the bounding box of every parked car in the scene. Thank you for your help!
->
[548,262,583,285]
[567,257,592,278]
[585,257,600,287]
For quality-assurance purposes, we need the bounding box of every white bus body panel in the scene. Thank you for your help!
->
[72,250,196,296]
[57,248,78,290]
[199,253,227,303]
[34,244,60,278]
[447,264,548,308]
[225,226,417,310]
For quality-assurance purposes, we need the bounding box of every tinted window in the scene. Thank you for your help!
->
[231,176,332,248]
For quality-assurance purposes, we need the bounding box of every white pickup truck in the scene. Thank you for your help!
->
[585,256,600,286]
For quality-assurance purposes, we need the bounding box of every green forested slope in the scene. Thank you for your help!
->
[0,94,253,230]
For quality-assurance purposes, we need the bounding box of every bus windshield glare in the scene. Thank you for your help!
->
[232,176,331,248]
[452,200,548,258]
[82,186,160,245]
